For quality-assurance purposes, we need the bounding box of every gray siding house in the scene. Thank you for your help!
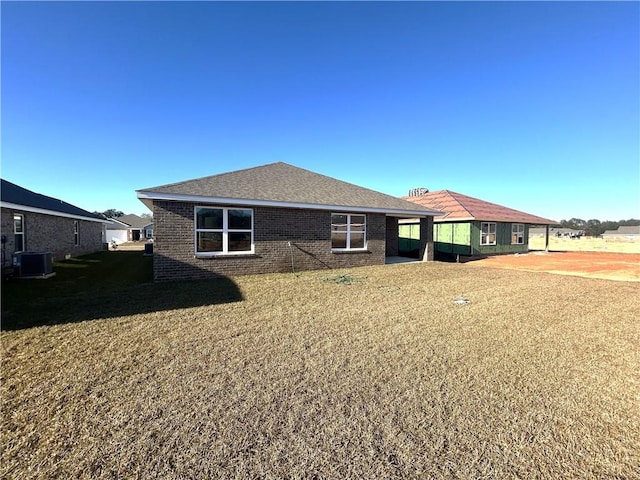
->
[105,217,130,244]
[1,179,106,262]
[137,162,441,281]
[105,214,153,244]
[602,225,640,239]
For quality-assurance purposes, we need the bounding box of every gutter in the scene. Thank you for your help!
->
[136,191,443,218]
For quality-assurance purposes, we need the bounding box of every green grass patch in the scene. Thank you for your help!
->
[2,251,152,330]
[1,251,242,330]
[4,250,152,295]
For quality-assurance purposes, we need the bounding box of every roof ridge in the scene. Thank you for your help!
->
[2,178,66,205]
[141,162,419,205]
[137,162,442,215]
[1,178,103,220]
[404,187,554,224]
[138,161,288,192]
[446,190,544,220]
[444,190,475,218]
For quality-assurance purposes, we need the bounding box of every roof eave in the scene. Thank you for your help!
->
[482,217,556,225]
[136,191,441,217]
[1,201,109,223]
[434,216,476,222]
[434,216,555,224]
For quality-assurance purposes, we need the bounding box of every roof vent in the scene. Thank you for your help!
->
[408,187,429,196]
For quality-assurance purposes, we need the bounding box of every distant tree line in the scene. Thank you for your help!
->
[93,209,152,219]
[93,209,123,219]
[556,218,640,237]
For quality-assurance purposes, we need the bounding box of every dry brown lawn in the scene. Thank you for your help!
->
[2,262,639,479]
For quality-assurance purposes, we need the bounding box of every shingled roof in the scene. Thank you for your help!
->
[602,225,640,236]
[137,162,441,217]
[117,214,152,229]
[1,179,104,222]
[404,190,555,224]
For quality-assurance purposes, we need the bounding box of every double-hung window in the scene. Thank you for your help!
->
[14,214,24,252]
[331,213,366,250]
[74,221,79,246]
[195,207,253,255]
[512,223,525,244]
[480,222,496,246]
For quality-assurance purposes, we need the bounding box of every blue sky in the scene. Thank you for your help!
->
[2,1,638,221]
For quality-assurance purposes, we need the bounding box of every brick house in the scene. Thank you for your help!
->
[1,179,107,263]
[401,189,555,258]
[137,162,441,281]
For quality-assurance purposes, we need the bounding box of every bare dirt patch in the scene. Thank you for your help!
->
[467,251,640,282]
[111,241,146,251]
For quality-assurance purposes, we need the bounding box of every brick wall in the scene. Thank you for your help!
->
[152,200,387,281]
[385,217,399,256]
[1,208,104,263]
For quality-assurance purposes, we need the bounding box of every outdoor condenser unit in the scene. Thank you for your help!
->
[12,252,54,277]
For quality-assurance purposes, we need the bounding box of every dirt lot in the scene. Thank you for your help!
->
[467,251,640,282]
[529,236,640,254]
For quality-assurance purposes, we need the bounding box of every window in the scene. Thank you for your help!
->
[74,221,79,246]
[14,214,24,252]
[145,227,153,239]
[331,213,366,250]
[195,207,253,255]
[512,223,525,244]
[480,222,496,246]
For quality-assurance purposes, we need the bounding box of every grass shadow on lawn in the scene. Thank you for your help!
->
[1,251,243,330]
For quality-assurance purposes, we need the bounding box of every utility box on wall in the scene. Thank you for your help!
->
[12,252,55,278]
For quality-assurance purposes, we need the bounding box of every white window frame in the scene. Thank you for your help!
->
[511,223,525,245]
[74,220,79,246]
[331,213,367,251]
[480,222,497,246]
[14,214,25,252]
[194,206,254,256]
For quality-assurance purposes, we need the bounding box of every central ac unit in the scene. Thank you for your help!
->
[12,252,54,278]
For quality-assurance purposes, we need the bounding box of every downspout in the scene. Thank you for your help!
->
[288,241,295,274]
[1,235,6,266]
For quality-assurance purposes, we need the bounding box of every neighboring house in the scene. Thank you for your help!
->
[602,225,640,240]
[530,227,584,238]
[136,162,441,281]
[402,189,555,258]
[0,179,106,263]
[106,214,152,242]
[142,222,154,240]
